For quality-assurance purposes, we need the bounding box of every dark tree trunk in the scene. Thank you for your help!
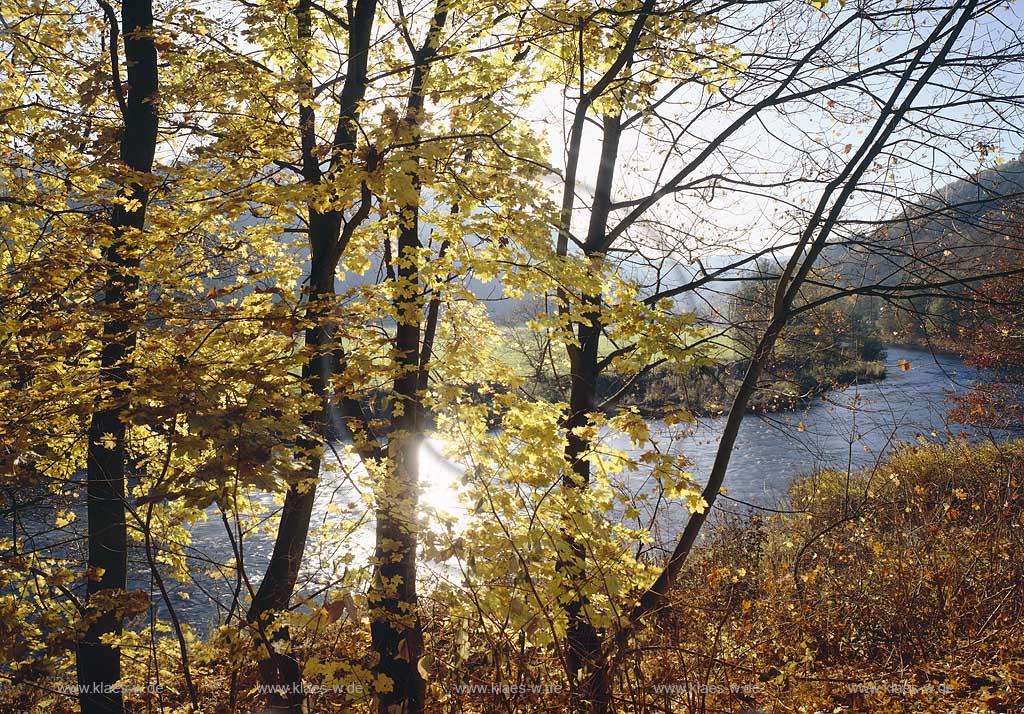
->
[245,218,338,710]
[625,0,978,637]
[369,9,446,711]
[557,112,621,714]
[370,18,442,712]
[561,301,611,713]
[78,1,158,712]
[371,207,427,714]
[245,0,377,707]
[548,10,654,705]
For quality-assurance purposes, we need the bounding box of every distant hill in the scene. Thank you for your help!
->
[827,156,1024,290]
[890,156,1024,246]
[814,156,1024,347]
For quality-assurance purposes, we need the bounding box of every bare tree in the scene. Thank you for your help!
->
[525,0,1024,710]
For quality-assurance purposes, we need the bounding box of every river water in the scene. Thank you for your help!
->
[4,345,1001,630]
[613,344,997,546]
[170,344,1000,628]
[666,344,984,506]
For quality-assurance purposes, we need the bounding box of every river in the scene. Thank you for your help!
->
[4,345,1003,630]
[659,344,986,507]
[172,344,1001,628]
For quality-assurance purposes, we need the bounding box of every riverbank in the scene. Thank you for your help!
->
[638,437,1024,712]
[14,440,1013,713]
[612,356,887,417]
[514,354,888,418]
[376,355,888,430]
[880,334,963,357]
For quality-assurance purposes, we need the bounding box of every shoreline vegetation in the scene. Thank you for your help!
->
[612,356,888,417]
[622,437,1024,713]
[487,339,889,419]
[410,355,888,432]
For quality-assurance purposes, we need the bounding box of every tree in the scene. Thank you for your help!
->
[236,0,382,706]
[629,0,1016,637]
[198,1,548,710]
[76,1,159,710]
[1,0,307,708]
[949,221,1024,430]
[442,1,1024,711]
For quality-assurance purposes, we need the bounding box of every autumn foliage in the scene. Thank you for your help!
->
[3,0,1024,712]
[949,243,1024,430]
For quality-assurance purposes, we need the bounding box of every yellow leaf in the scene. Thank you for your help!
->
[374,673,394,694]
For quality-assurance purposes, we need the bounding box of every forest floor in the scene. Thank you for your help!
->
[223,439,1023,712]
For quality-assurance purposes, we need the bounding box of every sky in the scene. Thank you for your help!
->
[526,0,1024,260]
[149,0,1024,273]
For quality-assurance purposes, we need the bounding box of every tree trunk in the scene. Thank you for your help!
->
[625,0,977,635]
[371,207,427,714]
[245,0,377,705]
[77,1,158,713]
[246,213,340,712]
[558,111,622,714]
[561,300,611,713]
[369,8,446,710]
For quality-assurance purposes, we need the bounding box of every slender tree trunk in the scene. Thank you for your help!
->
[558,111,622,714]
[561,301,610,711]
[549,4,650,690]
[246,210,341,711]
[246,0,377,706]
[371,204,426,709]
[631,320,782,621]
[78,1,158,713]
[370,7,447,708]
[624,0,977,634]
